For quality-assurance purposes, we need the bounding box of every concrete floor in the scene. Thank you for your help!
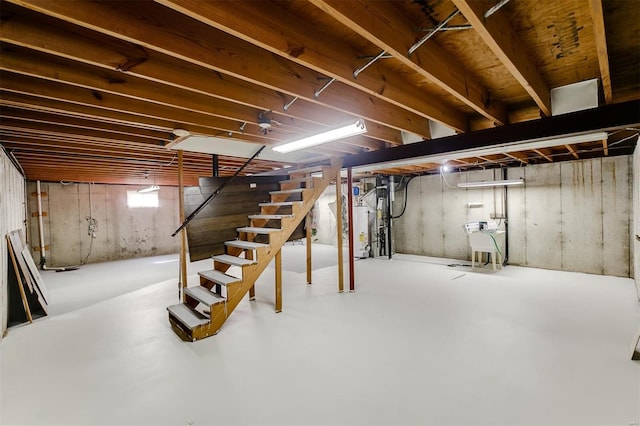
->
[1,243,639,425]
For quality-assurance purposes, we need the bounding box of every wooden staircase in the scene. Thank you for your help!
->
[167,158,342,341]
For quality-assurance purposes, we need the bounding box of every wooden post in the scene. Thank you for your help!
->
[7,236,32,322]
[347,167,355,292]
[178,150,188,302]
[306,212,312,284]
[247,249,255,300]
[336,170,344,293]
[275,249,282,313]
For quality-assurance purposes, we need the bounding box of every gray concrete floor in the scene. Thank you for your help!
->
[1,243,639,425]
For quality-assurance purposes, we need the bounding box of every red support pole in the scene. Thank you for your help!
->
[347,167,355,292]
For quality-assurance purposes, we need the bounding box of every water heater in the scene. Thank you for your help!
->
[353,205,369,258]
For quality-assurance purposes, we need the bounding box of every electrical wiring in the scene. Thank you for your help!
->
[440,167,457,188]
[392,176,415,219]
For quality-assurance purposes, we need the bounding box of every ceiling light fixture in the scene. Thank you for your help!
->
[138,185,160,193]
[457,179,524,188]
[273,119,367,153]
[172,128,190,137]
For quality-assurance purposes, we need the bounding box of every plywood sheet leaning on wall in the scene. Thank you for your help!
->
[6,229,48,326]
[632,324,640,361]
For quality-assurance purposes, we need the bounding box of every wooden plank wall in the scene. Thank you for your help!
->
[185,175,304,262]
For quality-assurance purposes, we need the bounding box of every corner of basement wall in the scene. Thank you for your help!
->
[633,146,640,301]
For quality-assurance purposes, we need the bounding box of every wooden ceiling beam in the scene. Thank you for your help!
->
[504,152,529,164]
[0,135,203,163]
[0,73,271,145]
[533,149,553,162]
[308,0,505,126]
[0,92,263,140]
[0,107,170,142]
[476,155,500,164]
[589,0,613,104]
[7,0,435,138]
[565,144,580,160]
[0,12,405,145]
[452,0,552,116]
[155,0,467,133]
[0,46,292,140]
[0,118,169,146]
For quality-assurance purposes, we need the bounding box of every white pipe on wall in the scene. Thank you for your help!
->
[36,180,46,268]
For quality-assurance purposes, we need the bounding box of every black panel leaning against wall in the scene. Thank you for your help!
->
[185,176,305,262]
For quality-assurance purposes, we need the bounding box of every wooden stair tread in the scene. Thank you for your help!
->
[279,176,316,184]
[167,304,209,330]
[259,201,302,207]
[212,254,257,266]
[184,286,226,306]
[270,188,307,195]
[198,269,241,286]
[248,214,293,220]
[236,226,281,234]
[224,240,270,249]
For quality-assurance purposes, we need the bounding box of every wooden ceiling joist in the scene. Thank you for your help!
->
[155,0,467,132]
[0,73,273,145]
[0,47,290,140]
[0,108,169,142]
[589,0,613,104]
[452,0,552,116]
[504,152,529,164]
[0,10,405,146]
[6,0,434,138]
[533,149,553,162]
[308,0,505,126]
[0,1,637,184]
[565,144,580,160]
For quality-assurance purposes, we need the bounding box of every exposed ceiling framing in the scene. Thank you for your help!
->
[0,0,638,186]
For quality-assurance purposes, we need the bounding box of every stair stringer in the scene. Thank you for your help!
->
[190,158,343,339]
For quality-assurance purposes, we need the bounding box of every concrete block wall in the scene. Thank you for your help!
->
[634,148,640,298]
[26,182,181,267]
[394,156,633,278]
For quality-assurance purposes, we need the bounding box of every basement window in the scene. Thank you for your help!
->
[127,190,159,208]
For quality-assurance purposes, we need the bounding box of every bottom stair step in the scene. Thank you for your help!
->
[167,303,209,330]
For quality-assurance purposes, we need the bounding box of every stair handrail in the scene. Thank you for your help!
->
[171,145,266,237]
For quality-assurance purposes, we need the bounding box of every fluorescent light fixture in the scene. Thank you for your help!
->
[457,179,524,188]
[353,131,608,173]
[273,119,367,153]
[138,185,160,193]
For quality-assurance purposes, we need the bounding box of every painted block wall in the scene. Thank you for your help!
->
[26,182,181,267]
[394,156,633,278]
[634,147,640,298]
[0,148,26,336]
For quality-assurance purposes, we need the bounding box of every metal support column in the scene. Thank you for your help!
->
[275,249,282,312]
[347,167,355,292]
[306,212,312,284]
[178,150,188,301]
[212,154,219,177]
[336,170,344,293]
